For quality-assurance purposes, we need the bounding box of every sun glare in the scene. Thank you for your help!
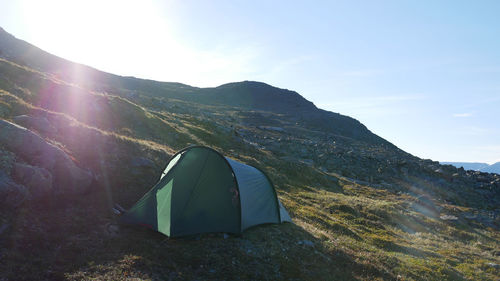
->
[15,0,261,87]
[20,0,179,78]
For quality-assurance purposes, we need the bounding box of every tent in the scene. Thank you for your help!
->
[120,146,292,237]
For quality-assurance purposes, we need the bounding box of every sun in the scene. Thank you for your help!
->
[19,0,177,78]
[12,0,262,87]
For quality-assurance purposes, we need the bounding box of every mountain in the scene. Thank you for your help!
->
[1,27,499,280]
[443,161,500,174]
[481,162,500,174]
[441,162,490,171]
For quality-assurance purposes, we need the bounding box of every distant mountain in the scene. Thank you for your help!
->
[441,162,489,171]
[481,162,500,174]
[442,161,500,174]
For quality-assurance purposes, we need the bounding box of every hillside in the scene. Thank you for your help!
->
[1,27,499,280]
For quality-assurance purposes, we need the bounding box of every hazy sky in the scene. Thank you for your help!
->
[1,0,499,164]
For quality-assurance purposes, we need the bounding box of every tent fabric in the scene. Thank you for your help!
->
[225,157,281,230]
[120,146,291,237]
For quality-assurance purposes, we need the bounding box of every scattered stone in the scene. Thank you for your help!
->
[486,262,499,269]
[105,223,120,236]
[300,159,314,166]
[258,126,284,132]
[463,213,477,220]
[440,215,458,221]
[297,240,314,247]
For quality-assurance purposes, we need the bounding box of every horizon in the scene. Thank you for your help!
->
[1,0,499,164]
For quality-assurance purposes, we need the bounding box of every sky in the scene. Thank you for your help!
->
[1,0,499,164]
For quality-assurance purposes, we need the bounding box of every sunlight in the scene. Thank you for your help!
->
[20,0,177,77]
[16,0,261,87]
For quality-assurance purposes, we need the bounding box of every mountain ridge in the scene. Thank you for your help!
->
[0,27,388,145]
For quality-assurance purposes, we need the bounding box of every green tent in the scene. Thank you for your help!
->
[120,146,291,237]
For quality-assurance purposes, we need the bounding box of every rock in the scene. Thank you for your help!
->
[258,126,285,132]
[297,240,314,247]
[13,115,57,134]
[0,120,93,196]
[400,167,409,177]
[486,262,499,269]
[0,120,57,170]
[105,223,120,236]
[0,149,15,175]
[301,159,314,166]
[299,148,308,156]
[463,212,477,220]
[476,175,490,183]
[53,160,93,195]
[0,171,29,208]
[440,215,458,221]
[12,163,52,199]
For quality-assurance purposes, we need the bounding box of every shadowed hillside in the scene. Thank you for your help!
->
[1,27,499,280]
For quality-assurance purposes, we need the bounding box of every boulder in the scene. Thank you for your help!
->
[0,171,29,208]
[12,163,52,199]
[12,115,57,134]
[440,214,458,221]
[0,148,15,175]
[0,119,93,196]
[51,153,93,195]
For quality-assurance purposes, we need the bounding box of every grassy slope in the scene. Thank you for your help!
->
[0,58,499,281]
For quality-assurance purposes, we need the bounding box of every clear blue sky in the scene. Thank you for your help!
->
[1,0,499,164]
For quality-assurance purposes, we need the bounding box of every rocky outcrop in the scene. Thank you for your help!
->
[0,119,93,200]
[12,163,52,199]
[12,115,57,134]
[0,170,29,208]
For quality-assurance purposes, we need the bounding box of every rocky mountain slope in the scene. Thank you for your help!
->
[1,27,499,280]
